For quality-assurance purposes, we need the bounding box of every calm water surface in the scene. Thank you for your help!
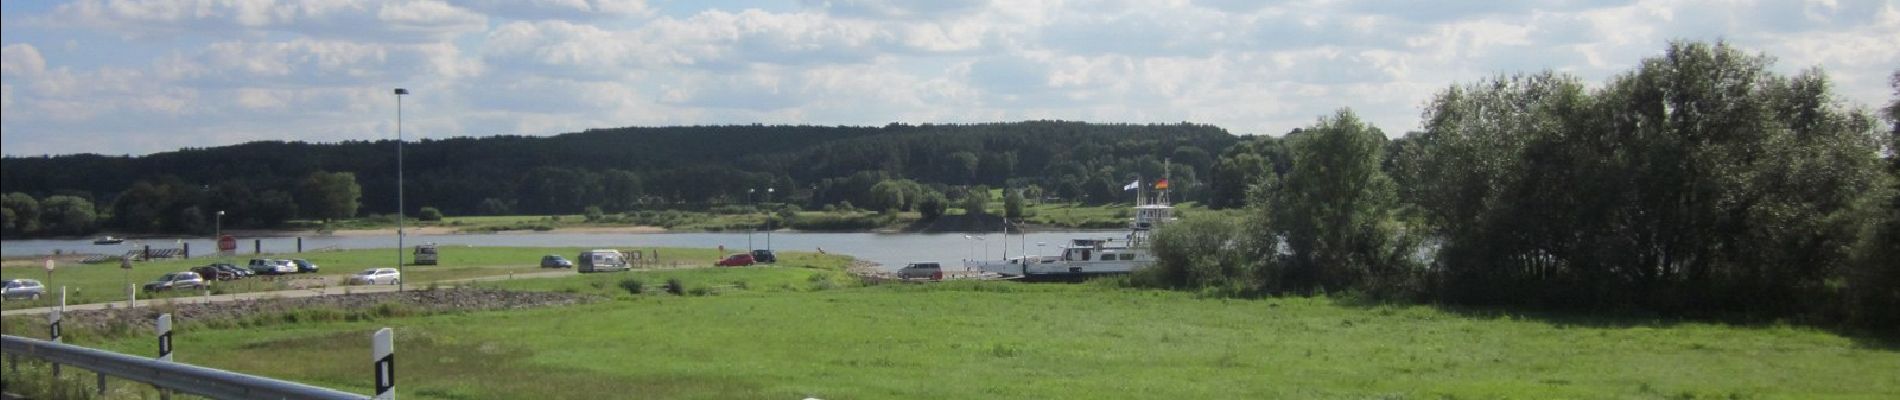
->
[1,230,1126,271]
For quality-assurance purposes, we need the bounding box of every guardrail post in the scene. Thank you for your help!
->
[156,313,173,362]
[98,371,108,395]
[373,328,394,400]
[156,313,175,399]
[49,309,62,377]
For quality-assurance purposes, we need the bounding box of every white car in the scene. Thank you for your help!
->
[349,268,401,285]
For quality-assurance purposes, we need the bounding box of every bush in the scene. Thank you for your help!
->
[665,278,685,295]
[417,207,444,222]
[618,278,645,295]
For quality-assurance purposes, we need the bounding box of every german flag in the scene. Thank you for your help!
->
[1155,179,1170,190]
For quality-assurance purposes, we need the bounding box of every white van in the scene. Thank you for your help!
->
[577,249,629,273]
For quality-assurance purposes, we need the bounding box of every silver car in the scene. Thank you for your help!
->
[2,279,46,300]
[142,272,207,292]
[350,268,401,285]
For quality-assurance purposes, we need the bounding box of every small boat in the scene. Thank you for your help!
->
[93,236,125,245]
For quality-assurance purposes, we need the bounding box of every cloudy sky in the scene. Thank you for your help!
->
[2,0,1896,156]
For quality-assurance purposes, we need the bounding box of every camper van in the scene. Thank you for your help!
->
[577,249,629,273]
[413,244,439,265]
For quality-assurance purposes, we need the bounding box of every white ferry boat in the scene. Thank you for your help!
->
[971,170,1176,281]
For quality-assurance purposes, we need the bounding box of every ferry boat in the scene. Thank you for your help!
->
[971,166,1176,281]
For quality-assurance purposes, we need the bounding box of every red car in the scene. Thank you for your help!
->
[716,253,756,267]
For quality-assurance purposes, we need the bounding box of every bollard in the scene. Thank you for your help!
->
[255,239,262,254]
[373,328,395,400]
[183,242,190,259]
[298,236,304,253]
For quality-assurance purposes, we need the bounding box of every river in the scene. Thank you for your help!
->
[0,230,1128,271]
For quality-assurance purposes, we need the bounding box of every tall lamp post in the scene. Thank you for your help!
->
[214,210,224,252]
[764,188,774,250]
[394,88,408,292]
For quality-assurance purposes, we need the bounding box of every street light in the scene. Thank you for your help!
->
[394,87,408,292]
[214,210,224,252]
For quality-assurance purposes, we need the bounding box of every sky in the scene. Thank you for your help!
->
[2,0,1896,156]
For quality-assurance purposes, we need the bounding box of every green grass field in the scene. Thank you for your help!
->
[0,247,736,310]
[12,265,1895,399]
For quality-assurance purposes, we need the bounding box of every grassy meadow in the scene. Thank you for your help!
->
[0,246,737,310]
[6,257,1895,399]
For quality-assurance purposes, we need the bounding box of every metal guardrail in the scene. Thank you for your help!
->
[2,334,366,400]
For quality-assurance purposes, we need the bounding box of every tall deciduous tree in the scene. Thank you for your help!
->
[298,171,361,223]
[1,192,39,235]
[37,195,96,235]
[1004,189,1025,219]
[1268,109,1407,292]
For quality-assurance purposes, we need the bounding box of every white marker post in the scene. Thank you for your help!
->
[373,328,394,400]
[156,313,173,362]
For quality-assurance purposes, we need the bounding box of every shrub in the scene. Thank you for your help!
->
[665,278,685,295]
[618,278,646,295]
[418,207,444,222]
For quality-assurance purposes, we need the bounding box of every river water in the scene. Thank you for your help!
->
[0,230,1128,271]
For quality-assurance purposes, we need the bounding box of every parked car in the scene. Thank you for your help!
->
[577,250,628,273]
[413,244,439,265]
[897,262,944,280]
[291,259,319,273]
[191,264,238,281]
[212,263,253,278]
[247,259,297,275]
[142,272,206,292]
[2,279,46,300]
[750,249,777,264]
[541,254,573,268]
[715,253,756,267]
[349,268,401,285]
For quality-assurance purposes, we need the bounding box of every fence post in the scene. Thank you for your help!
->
[298,237,304,253]
[373,328,395,400]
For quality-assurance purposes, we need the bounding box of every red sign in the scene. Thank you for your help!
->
[217,235,238,252]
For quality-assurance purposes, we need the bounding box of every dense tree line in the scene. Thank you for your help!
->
[0,122,1233,236]
[1150,41,1900,333]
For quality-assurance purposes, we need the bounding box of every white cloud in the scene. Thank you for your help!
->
[49,0,486,41]
[3,0,1897,155]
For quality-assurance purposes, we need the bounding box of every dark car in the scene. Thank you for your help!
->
[191,265,238,281]
[715,253,756,267]
[750,249,777,264]
[897,262,944,280]
[213,263,252,278]
[291,259,319,273]
[541,255,573,268]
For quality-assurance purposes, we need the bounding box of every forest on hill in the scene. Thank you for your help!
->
[0,121,1235,234]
